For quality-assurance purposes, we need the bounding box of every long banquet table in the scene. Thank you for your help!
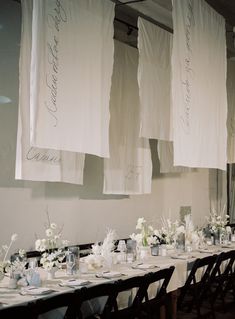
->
[0,244,234,318]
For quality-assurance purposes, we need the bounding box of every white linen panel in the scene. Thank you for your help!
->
[227,60,235,163]
[103,41,152,195]
[15,0,84,184]
[157,141,191,173]
[138,17,173,141]
[30,0,114,157]
[172,0,227,170]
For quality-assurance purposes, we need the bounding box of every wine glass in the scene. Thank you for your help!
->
[66,253,76,276]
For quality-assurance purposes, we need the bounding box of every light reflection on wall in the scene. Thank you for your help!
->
[0,96,11,104]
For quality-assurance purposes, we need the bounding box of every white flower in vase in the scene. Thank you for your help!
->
[35,212,68,273]
[0,234,26,281]
[130,217,155,248]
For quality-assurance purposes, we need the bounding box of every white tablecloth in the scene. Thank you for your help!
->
[0,245,234,318]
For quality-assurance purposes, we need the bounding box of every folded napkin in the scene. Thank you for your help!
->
[20,286,55,295]
[95,271,123,279]
[132,263,158,270]
[170,254,194,260]
[198,248,216,254]
[59,279,91,287]
[221,244,232,248]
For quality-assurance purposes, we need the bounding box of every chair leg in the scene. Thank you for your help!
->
[160,305,166,319]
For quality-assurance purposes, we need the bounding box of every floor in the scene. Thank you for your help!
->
[176,300,235,319]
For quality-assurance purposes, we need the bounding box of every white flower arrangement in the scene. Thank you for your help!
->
[0,234,18,279]
[206,205,230,234]
[182,214,200,248]
[84,229,117,270]
[35,214,68,252]
[152,215,200,249]
[35,213,69,271]
[130,217,157,247]
[40,249,65,271]
[154,218,180,245]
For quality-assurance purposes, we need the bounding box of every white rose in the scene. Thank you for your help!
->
[129,233,137,241]
[135,233,143,244]
[46,228,53,237]
[176,225,185,234]
[35,239,41,251]
[50,223,57,230]
[226,226,232,233]
[19,249,26,258]
[136,217,146,230]
[11,234,18,242]
[153,229,160,237]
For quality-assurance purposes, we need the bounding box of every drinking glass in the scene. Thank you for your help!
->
[66,253,76,276]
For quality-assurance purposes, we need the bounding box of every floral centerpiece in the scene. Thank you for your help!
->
[35,214,68,272]
[40,249,65,271]
[206,206,230,234]
[84,229,117,270]
[130,217,157,247]
[181,214,200,250]
[153,218,180,247]
[0,234,18,279]
[152,215,200,251]
[205,206,231,244]
[129,217,158,260]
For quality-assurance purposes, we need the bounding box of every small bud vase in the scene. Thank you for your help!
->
[138,246,151,260]
[47,267,57,280]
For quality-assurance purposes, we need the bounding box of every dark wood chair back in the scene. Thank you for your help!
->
[0,304,34,319]
[209,249,235,309]
[140,266,175,318]
[31,291,78,319]
[177,254,217,317]
[77,281,119,319]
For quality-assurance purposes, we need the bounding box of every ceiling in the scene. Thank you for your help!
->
[114,0,235,56]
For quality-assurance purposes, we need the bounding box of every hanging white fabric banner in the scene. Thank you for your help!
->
[30,0,114,157]
[157,141,191,173]
[138,17,173,141]
[227,60,235,163]
[15,0,84,184]
[172,0,227,170]
[103,41,152,195]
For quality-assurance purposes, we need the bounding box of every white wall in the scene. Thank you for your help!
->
[0,0,226,254]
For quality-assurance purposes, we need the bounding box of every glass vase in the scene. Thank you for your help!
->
[47,267,57,280]
[213,229,220,245]
[138,246,151,260]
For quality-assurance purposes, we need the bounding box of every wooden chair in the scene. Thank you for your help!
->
[76,281,120,319]
[177,254,217,318]
[31,291,78,319]
[108,274,150,319]
[77,274,152,319]
[77,267,175,319]
[139,266,175,319]
[0,304,34,319]
[207,250,235,313]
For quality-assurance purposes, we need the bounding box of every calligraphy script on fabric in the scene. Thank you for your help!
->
[45,0,67,127]
[180,0,194,134]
